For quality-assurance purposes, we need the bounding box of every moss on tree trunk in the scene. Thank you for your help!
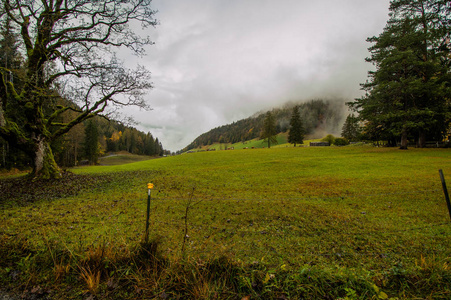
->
[31,138,61,179]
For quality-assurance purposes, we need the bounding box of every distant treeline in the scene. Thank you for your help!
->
[184,99,344,151]
[1,116,167,170]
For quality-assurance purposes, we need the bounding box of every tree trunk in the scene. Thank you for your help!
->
[0,104,5,127]
[31,137,62,179]
[417,130,426,148]
[1,140,7,168]
[400,128,408,150]
[74,141,78,166]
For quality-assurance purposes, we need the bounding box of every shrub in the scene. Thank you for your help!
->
[334,138,349,146]
[321,134,335,145]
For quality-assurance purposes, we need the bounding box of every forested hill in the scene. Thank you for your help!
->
[184,99,345,151]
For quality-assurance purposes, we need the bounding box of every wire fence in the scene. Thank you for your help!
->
[1,186,450,261]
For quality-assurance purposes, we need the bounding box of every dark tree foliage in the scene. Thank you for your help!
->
[0,0,157,178]
[341,114,362,142]
[260,111,278,148]
[348,0,451,149]
[334,137,349,146]
[83,120,99,165]
[288,105,305,147]
[0,15,28,169]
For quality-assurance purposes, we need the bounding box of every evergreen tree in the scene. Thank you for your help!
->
[155,138,161,156]
[260,111,278,148]
[341,114,361,142]
[0,16,25,169]
[130,130,137,154]
[84,120,99,165]
[348,0,451,149]
[288,106,305,147]
[145,132,155,155]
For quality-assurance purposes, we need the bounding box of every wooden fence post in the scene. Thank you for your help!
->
[438,169,451,221]
[145,183,154,242]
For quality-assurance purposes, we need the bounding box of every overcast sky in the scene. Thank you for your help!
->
[121,0,391,152]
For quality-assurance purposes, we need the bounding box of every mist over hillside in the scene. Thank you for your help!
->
[184,99,347,151]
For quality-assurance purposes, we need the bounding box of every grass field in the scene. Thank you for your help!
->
[1,146,451,299]
[98,152,157,166]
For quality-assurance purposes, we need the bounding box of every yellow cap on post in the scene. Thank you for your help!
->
[147,183,154,189]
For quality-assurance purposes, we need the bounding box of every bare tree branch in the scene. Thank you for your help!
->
[0,0,157,178]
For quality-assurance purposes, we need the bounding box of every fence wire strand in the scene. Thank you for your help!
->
[1,187,450,261]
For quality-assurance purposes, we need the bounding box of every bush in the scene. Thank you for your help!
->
[334,138,349,146]
[321,134,335,145]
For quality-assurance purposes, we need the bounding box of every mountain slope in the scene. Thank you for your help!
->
[184,99,346,151]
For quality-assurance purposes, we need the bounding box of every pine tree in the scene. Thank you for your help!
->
[0,16,24,169]
[145,132,155,156]
[155,138,161,156]
[341,114,361,142]
[84,120,99,165]
[288,106,305,147]
[260,111,278,148]
[348,0,451,149]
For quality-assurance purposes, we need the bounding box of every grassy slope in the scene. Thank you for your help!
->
[200,132,310,150]
[199,133,345,151]
[1,146,451,299]
[98,152,157,166]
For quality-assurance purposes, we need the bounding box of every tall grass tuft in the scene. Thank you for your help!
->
[79,266,101,294]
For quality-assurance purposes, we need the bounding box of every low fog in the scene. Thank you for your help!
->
[120,0,391,151]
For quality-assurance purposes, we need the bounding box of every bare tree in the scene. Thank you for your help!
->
[0,0,157,178]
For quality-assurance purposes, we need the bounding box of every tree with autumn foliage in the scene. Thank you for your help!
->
[0,0,157,178]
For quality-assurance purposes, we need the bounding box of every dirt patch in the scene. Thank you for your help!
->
[0,172,112,206]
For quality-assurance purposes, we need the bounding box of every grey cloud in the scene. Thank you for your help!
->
[118,0,390,151]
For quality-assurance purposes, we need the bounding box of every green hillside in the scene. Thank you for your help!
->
[184,99,345,151]
[197,133,327,151]
[202,132,288,150]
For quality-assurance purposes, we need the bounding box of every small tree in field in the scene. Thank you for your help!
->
[288,106,305,147]
[322,134,335,145]
[260,111,278,148]
[0,0,157,178]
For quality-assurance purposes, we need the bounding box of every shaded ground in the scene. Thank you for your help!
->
[0,169,161,208]
[0,172,113,207]
[0,291,17,300]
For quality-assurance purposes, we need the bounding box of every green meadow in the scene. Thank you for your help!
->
[1,146,451,299]
[203,133,290,150]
